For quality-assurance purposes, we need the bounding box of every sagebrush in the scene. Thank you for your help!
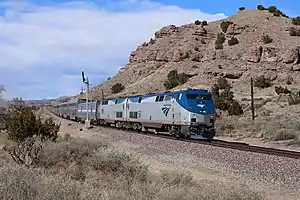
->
[164,70,189,90]
[0,136,264,200]
[254,75,271,89]
[5,105,60,142]
[111,83,125,94]
[211,77,243,116]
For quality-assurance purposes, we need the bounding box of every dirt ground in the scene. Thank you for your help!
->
[41,108,300,200]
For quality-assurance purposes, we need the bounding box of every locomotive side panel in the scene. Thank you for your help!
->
[114,98,127,122]
[99,99,118,124]
[138,95,172,128]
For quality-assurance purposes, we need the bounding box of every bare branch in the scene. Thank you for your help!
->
[6,138,43,167]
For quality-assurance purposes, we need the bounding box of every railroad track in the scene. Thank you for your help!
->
[47,109,300,160]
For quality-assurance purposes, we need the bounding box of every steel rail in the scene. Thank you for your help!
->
[48,109,300,160]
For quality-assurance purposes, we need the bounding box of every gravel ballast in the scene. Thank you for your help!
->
[92,127,300,191]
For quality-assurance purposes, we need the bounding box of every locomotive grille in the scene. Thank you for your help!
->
[191,118,196,122]
[210,118,214,124]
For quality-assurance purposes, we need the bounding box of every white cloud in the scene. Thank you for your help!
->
[0,0,226,100]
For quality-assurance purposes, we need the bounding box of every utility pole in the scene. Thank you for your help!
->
[82,71,91,129]
[101,89,104,100]
[250,77,255,121]
[80,87,84,94]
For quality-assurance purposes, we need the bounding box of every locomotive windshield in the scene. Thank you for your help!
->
[186,94,212,100]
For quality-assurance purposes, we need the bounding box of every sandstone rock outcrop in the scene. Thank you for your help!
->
[282,46,300,64]
[73,9,300,105]
[155,25,178,38]
[261,47,281,63]
[243,46,262,63]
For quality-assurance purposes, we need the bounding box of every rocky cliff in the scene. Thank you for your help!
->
[77,10,300,110]
[76,9,299,100]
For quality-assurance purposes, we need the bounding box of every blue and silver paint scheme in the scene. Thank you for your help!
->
[54,88,217,140]
[77,100,97,122]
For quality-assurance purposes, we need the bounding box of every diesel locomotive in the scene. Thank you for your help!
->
[52,88,217,140]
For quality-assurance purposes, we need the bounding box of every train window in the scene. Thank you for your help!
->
[164,95,172,101]
[159,96,164,101]
[186,94,212,100]
[138,97,142,103]
[115,99,118,104]
[155,96,159,102]
[129,111,138,119]
[116,112,123,118]
[102,100,108,105]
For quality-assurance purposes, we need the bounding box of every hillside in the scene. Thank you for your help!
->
[73,7,300,141]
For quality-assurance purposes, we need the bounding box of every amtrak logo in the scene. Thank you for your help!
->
[197,101,205,108]
[161,106,171,117]
[197,104,205,108]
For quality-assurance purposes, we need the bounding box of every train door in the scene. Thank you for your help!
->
[171,98,176,124]
[123,98,129,121]
[171,94,181,124]
[95,100,100,120]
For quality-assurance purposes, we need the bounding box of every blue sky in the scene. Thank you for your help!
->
[0,0,299,100]
[153,0,299,17]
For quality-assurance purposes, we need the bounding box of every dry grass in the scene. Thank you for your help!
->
[215,115,300,142]
[0,135,263,200]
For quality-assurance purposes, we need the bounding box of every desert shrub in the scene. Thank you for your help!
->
[1,136,264,200]
[220,21,233,33]
[215,32,226,49]
[267,7,288,17]
[37,137,109,168]
[288,91,300,105]
[5,106,60,143]
[267,6,277,13]
[211,77,243,116]
[216,115,300,141]
[216,32,226,44]
[274,86,291,95]
[262,34,273,44]
[149,38,155,44]
[292,16,300,25]
[262,117,300,141]
[215,42,223,50]
[228,37,239,46]
[273,10,281,17]
[289,27,300,36]
[8,97,25,112]
[216,76,231,90]
[87,148,148,182]
[281,13,289,18]
[194,20,201,25]
[5,137,43,167]
[111,83,125,94]
[254,75,272,89]
[0,166,82,200]
[228,100,244,116]
[164,70,189,90]
[202,20,208,26]
[257,5,265,10]
[239,7,245,11]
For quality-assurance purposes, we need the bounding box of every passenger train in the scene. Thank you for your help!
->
[51,89,217,140]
